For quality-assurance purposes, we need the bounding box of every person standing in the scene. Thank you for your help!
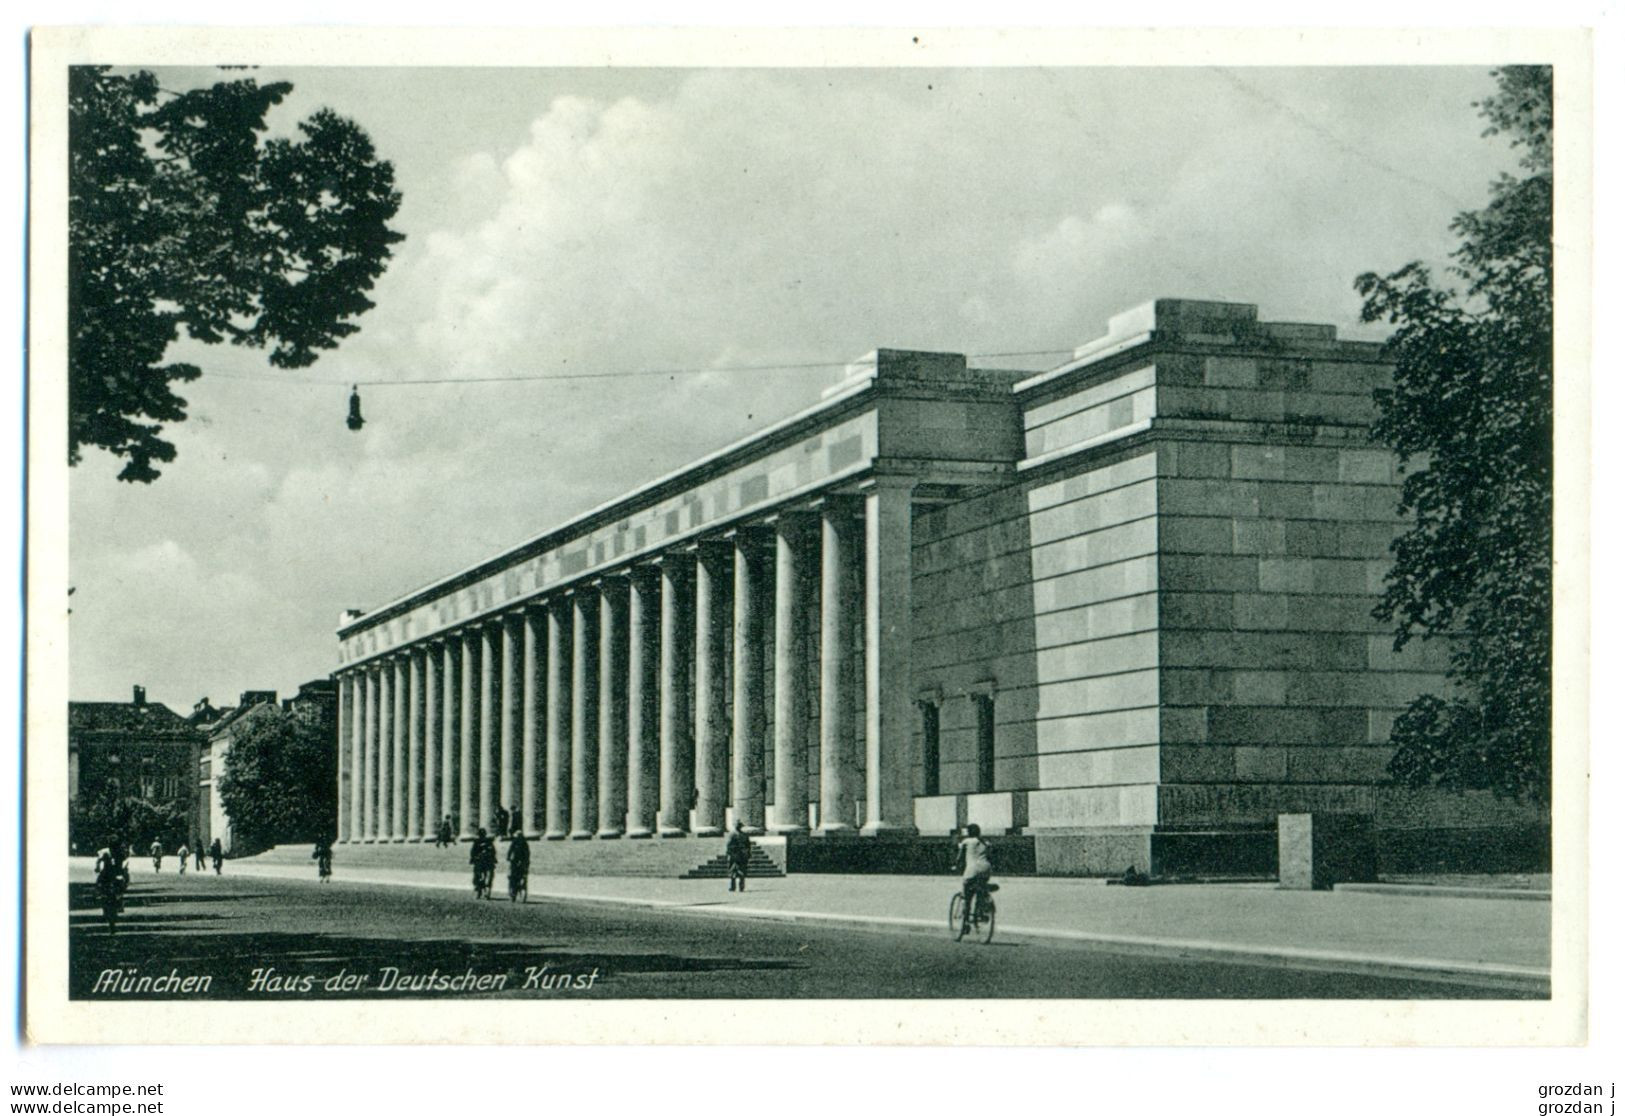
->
[209,837,224,875]
[725,821,752,893]
[313,837,333,883]
[177,841,189,875]
[150,839,163,874]
[193,838,205,872]
[506,831,530,902]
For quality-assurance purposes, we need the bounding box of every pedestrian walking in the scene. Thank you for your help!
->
[209,837,224,875]
[177,842,189,875]
[194,838,205,872]
[313,837,333,882]
[726,821,751,892]
[150,839,163,874]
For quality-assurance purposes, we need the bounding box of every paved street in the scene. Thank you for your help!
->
[70,870,1538,1000]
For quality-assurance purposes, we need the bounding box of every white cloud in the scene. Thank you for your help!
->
[68,65,1520,708]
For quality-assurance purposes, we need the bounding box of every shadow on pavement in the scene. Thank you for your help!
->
[68,881,807,999]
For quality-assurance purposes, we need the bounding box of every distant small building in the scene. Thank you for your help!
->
[196,680,339,854]
[69,685,202,852]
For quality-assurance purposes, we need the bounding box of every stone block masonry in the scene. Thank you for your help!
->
[334,298,1547,877]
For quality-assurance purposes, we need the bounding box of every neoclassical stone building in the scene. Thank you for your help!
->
[332,298,1543,875]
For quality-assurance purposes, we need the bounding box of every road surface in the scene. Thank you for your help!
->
[69,871,1535,1000]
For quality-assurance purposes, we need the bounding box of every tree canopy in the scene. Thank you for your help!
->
[68,67,404,482]
[217,702,337,853]
[70,784,189,855]
[1354,66,1553,803]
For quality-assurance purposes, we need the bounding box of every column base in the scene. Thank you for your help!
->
[657,826,689,838]
[545,830,569,841]
[625,827,655,839]
[523,829,542,840]
[595,827,624,839]
[739,825,767,837]
[860,823,919,838]
[568,830,595,840]
[813,824,858,838]
[693,825,724,838]
[769,824,809,837]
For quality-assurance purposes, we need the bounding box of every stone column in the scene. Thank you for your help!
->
[362,666,377,841]
[625,567,660,838]
[657,554,694,836]
[570,590,600,839]
[731,532,768,833]
[596,577,629,837]
[545,598,572,839]
[479,621,499,834]
[863,477,918,835]
[817,498,862,834]
[349,671,365,843]
[459,630,477,839]
[440,639,458,831]
[422,643,440,840]
[377,659,394,841]
[391,655,407,841]
[336,673,351,843]
[521,608,545,838]
[407,650,424,841]
[500,613,521,832]
[693,542,731,836]
[771,515,814,835]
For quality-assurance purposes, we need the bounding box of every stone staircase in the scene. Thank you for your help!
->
[679,845,786,881]
[248,835,787,879]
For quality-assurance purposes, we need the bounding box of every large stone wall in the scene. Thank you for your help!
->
[909,301,1502,860]
[1151,346,1453,828]
[911,367,1164,834]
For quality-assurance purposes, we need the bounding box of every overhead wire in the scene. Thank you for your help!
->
[200,347,1081,389]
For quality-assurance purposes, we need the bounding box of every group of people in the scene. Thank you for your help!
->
[466,826,528,901]
[435,805,524,849]
[148,836,223,876]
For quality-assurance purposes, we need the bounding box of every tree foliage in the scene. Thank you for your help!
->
[68,66,404,482]
[1354,66,1553,803]
[217,704,337,853]
[70,785,188,855]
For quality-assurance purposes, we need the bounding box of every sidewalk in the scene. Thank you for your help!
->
[218,857,1551,990]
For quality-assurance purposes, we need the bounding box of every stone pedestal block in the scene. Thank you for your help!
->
[1277,812,1376,890]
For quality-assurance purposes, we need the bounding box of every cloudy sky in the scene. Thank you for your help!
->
[67,63,1519,713]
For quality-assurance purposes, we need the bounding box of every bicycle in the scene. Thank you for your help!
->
[508,866,527,903]
[949,882,998,944]
[473,863,495,899]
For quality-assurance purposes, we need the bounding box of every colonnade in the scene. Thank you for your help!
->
[335,480,918,843]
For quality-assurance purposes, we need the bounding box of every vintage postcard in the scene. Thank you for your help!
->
[24,25,1592,1045]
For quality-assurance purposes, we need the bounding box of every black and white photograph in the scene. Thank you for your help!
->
[22,25,1596,1056]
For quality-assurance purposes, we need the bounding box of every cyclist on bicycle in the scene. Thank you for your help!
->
[953,823,994,935]
[506,831,531,901]
[469,827,497,898]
